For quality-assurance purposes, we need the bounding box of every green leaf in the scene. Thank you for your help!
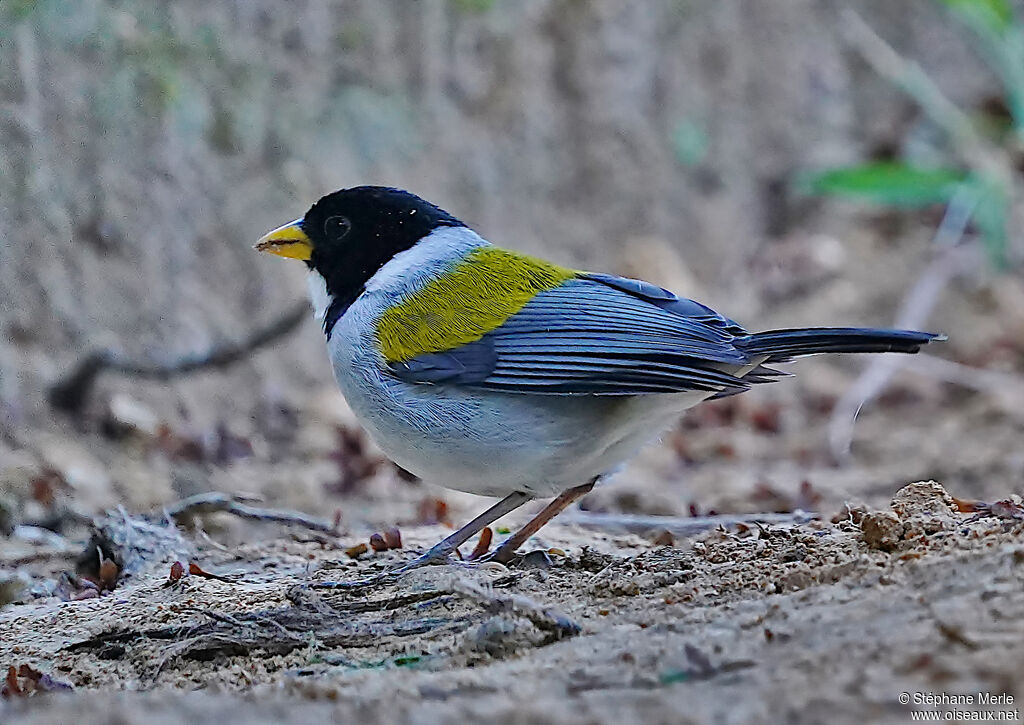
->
[796,163,968,207]
[937,0,1014,34]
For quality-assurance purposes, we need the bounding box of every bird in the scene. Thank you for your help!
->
[255,185,941,583]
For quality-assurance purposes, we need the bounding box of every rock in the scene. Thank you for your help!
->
[861,511,904,551]
[832,502,868,525]
[891,481,958,537]
[519,550,553,570]
[779,568,815,591]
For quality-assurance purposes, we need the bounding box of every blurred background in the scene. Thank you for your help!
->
[2,0,1023,538]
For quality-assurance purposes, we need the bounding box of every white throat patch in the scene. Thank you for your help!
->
[306,270,331,322]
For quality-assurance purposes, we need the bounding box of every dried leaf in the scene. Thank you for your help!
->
[188,562,233,582]
[952,496,983,513]
[168,561,185,582]
[962,497,1024,522]
[748,403,783,433]
[416,498,449,525]
[99,558,119,591]
[1,664,72,698]
[17,664,72,692]
[798,480,821,510]
[29,470,61,507]
[467,527,493,561]
[345,543,369,559]
[383,527,402,550]
[3,665,21,697]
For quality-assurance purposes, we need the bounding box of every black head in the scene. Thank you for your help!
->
[299,186,465,334]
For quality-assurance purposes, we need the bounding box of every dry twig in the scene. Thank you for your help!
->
[48,300,310,415]
[911,353,1024,416]
[841,8,1005,178]
[449,576,580,639]
[66,605,469,673]
[828,9,1024,460]
[165,491,337,536]
[827,224,976,463]
[559,510,817,537]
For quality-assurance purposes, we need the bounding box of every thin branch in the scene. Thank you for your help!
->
[910,353,1024,408]
[558,510,817,537]
[449,576,580,638]
[841,8,1004,179]
[827,201,979,463]
[113,300,311,377]
[48,299,310,415]
[165,491,337,536]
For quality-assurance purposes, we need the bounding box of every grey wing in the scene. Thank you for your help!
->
[389,274,760,395]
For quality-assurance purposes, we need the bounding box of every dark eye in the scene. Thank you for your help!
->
[324,215,351,242]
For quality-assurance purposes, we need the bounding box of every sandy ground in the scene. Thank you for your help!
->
[3,250,1024,724]
[3,475,1023,725]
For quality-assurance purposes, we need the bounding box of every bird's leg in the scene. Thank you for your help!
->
[314,490,532,589]
[487,480,596,564]
[393,490,533,571]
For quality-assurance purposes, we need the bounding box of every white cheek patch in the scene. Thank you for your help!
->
[306,270,331,322]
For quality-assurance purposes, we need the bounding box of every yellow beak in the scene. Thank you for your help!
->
[254,219,312,261]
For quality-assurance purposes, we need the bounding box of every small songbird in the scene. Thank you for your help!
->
[256,186,940,580]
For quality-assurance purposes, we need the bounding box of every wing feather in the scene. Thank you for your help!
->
[387,270,756,395]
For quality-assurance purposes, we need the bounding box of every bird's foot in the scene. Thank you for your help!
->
[471,541,520,566]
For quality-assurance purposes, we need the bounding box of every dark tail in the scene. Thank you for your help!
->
[737,327,943,363]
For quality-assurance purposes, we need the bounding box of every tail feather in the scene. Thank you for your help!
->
[738,327,943,363]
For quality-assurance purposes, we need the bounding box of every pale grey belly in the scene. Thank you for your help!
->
[333,354,707,497]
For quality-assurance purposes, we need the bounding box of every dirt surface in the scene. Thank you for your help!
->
[3,477,1023,725]
[3,276,1024,723]
[3,216,1023,725]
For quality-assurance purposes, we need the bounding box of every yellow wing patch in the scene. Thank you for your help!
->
[376,247,575,363]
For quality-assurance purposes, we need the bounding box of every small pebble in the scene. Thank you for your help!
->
[520,550,552,570]
[369,533,388,552]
